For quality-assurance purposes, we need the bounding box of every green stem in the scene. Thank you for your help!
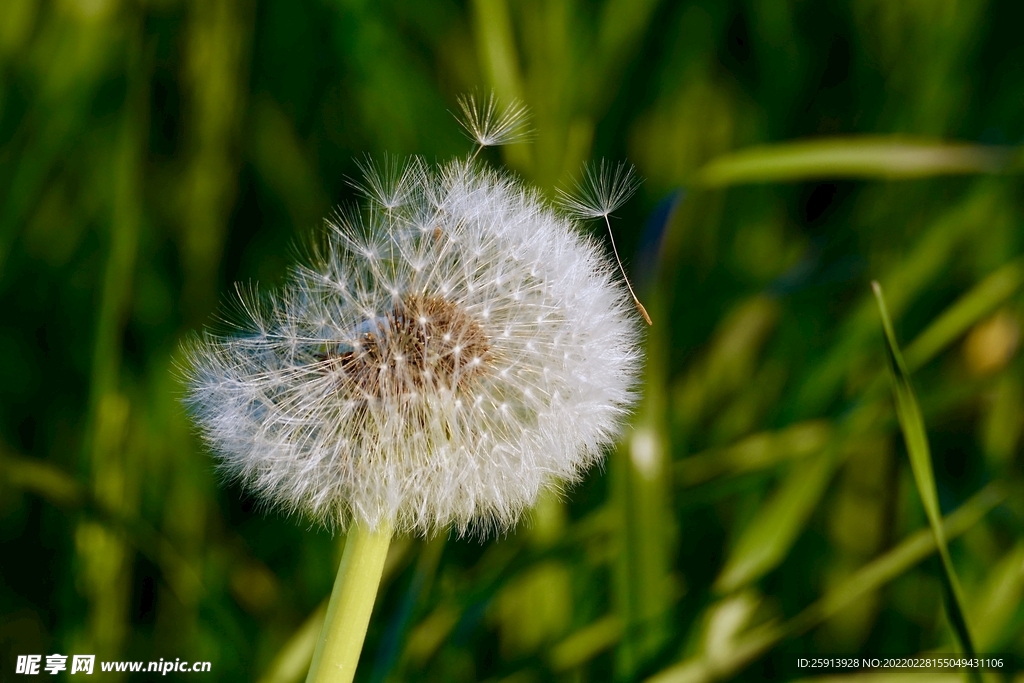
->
[306,523,392,683]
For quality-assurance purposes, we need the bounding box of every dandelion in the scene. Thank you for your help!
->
[181,95,642,683]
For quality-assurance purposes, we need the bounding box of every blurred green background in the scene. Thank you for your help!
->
[2,0,1024,681]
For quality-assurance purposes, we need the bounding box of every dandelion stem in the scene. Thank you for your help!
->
[603,215,652,325]
[305,522,393,683]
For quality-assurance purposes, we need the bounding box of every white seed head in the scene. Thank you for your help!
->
[182,158,642,536]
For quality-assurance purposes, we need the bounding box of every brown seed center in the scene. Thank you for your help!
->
[327,294,489,398]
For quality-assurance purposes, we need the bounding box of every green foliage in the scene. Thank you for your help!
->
[873,282,981,680]
[2,1,1024,682]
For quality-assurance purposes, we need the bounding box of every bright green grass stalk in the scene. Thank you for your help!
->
[692,136,1015,186]
[306,524,393,683]
[872,282,981,683]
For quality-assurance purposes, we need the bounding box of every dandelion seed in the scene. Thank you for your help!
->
[558,160,652,325]
[558,160,641,220]
[350,153,425,212]
[456,92,532,158]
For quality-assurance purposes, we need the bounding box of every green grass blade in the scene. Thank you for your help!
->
[788,186,1002,421]
[2,450,206,602]
[675,421,832,487]
[257,603,327,683]
[787,484,1003,638]
[872,282,980,672]
[692,137,1014,186]
[971,542,1024,651]
[903,257,1024,370]
[1,450,85,507]
[713,451,834,593]
[470,0,530,170]
[549,616,623,672]
[645,484,1004,683]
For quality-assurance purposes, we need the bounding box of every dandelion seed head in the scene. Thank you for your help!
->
[182,157,641,537]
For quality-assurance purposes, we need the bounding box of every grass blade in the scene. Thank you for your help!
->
[675,421,832,487]
[693,137,1014,186]
[646,484,1004,683]
[871,282,980,675]
[713,451,834,593]
[903,257,1024,370]
[257,604,327,683]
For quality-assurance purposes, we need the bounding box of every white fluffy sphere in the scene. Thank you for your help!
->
[183,158,641,535]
